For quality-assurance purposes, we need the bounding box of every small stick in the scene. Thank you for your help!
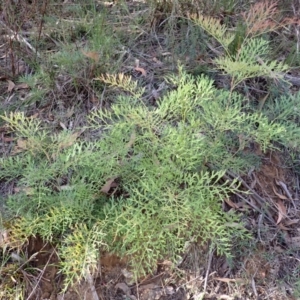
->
[203,248,214,294]
[0,20,41,58]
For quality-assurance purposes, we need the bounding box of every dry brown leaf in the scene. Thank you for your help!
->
[159,260,173,266]
[272,186,288,200]
[115,282,130,295]
[135,67,147,76]
[0,228,9,247]
[59,185,74,191]
[121,268,135,285]
[152,57,163,66]
[125,132,136,149]
[17,139,28,149]
[284,219,300,226]
[278,223,292,231]
[90,94,99,103]
[276,199,286,225]
[11,147,26,155]
[59,122,68,131]
[103,2,114,7]
[224,198,238,209]
[30,113,39,119]
[215,277,244,283]
[14,186,34,195]
[1,137,14,142]
[276,180,293,201]
[58,131,82,150]
[250,176,257,189]
[15,83,29,90]
[101,177,118,194]
[7,80,15,92]
[52,131,83,160]
[65,107,75,118]
[217,296,234,300]
[81,50,99,63]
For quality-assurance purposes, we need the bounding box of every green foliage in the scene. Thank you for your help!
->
[260,93,300,148]
[193,15,235,50]
[215,37,288,87]
[10,4,122,115]
[59,223,107,291]
[0,245,26,300]
[292,276,300,298]
[1,66,300,289]
[191,1,290,90]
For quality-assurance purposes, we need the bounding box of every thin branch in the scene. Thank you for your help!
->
[0,20,41,58]
[203,248,214,294]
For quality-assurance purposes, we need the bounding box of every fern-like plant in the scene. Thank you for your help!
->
[191,0,293,91]
[1,66,300,289]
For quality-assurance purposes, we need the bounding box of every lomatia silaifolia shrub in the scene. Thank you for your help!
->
[1,67,300,289]
[191,1,294,91]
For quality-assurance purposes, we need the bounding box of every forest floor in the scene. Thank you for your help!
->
[1,0,300,299]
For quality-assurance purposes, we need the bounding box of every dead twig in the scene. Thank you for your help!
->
[203,248,214,294]
[26,249,56,300]
[282,73,300,86]
[86,271,100,300]
[0,20,41,58]
[223,171,276,225]
[251,276,258,298]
